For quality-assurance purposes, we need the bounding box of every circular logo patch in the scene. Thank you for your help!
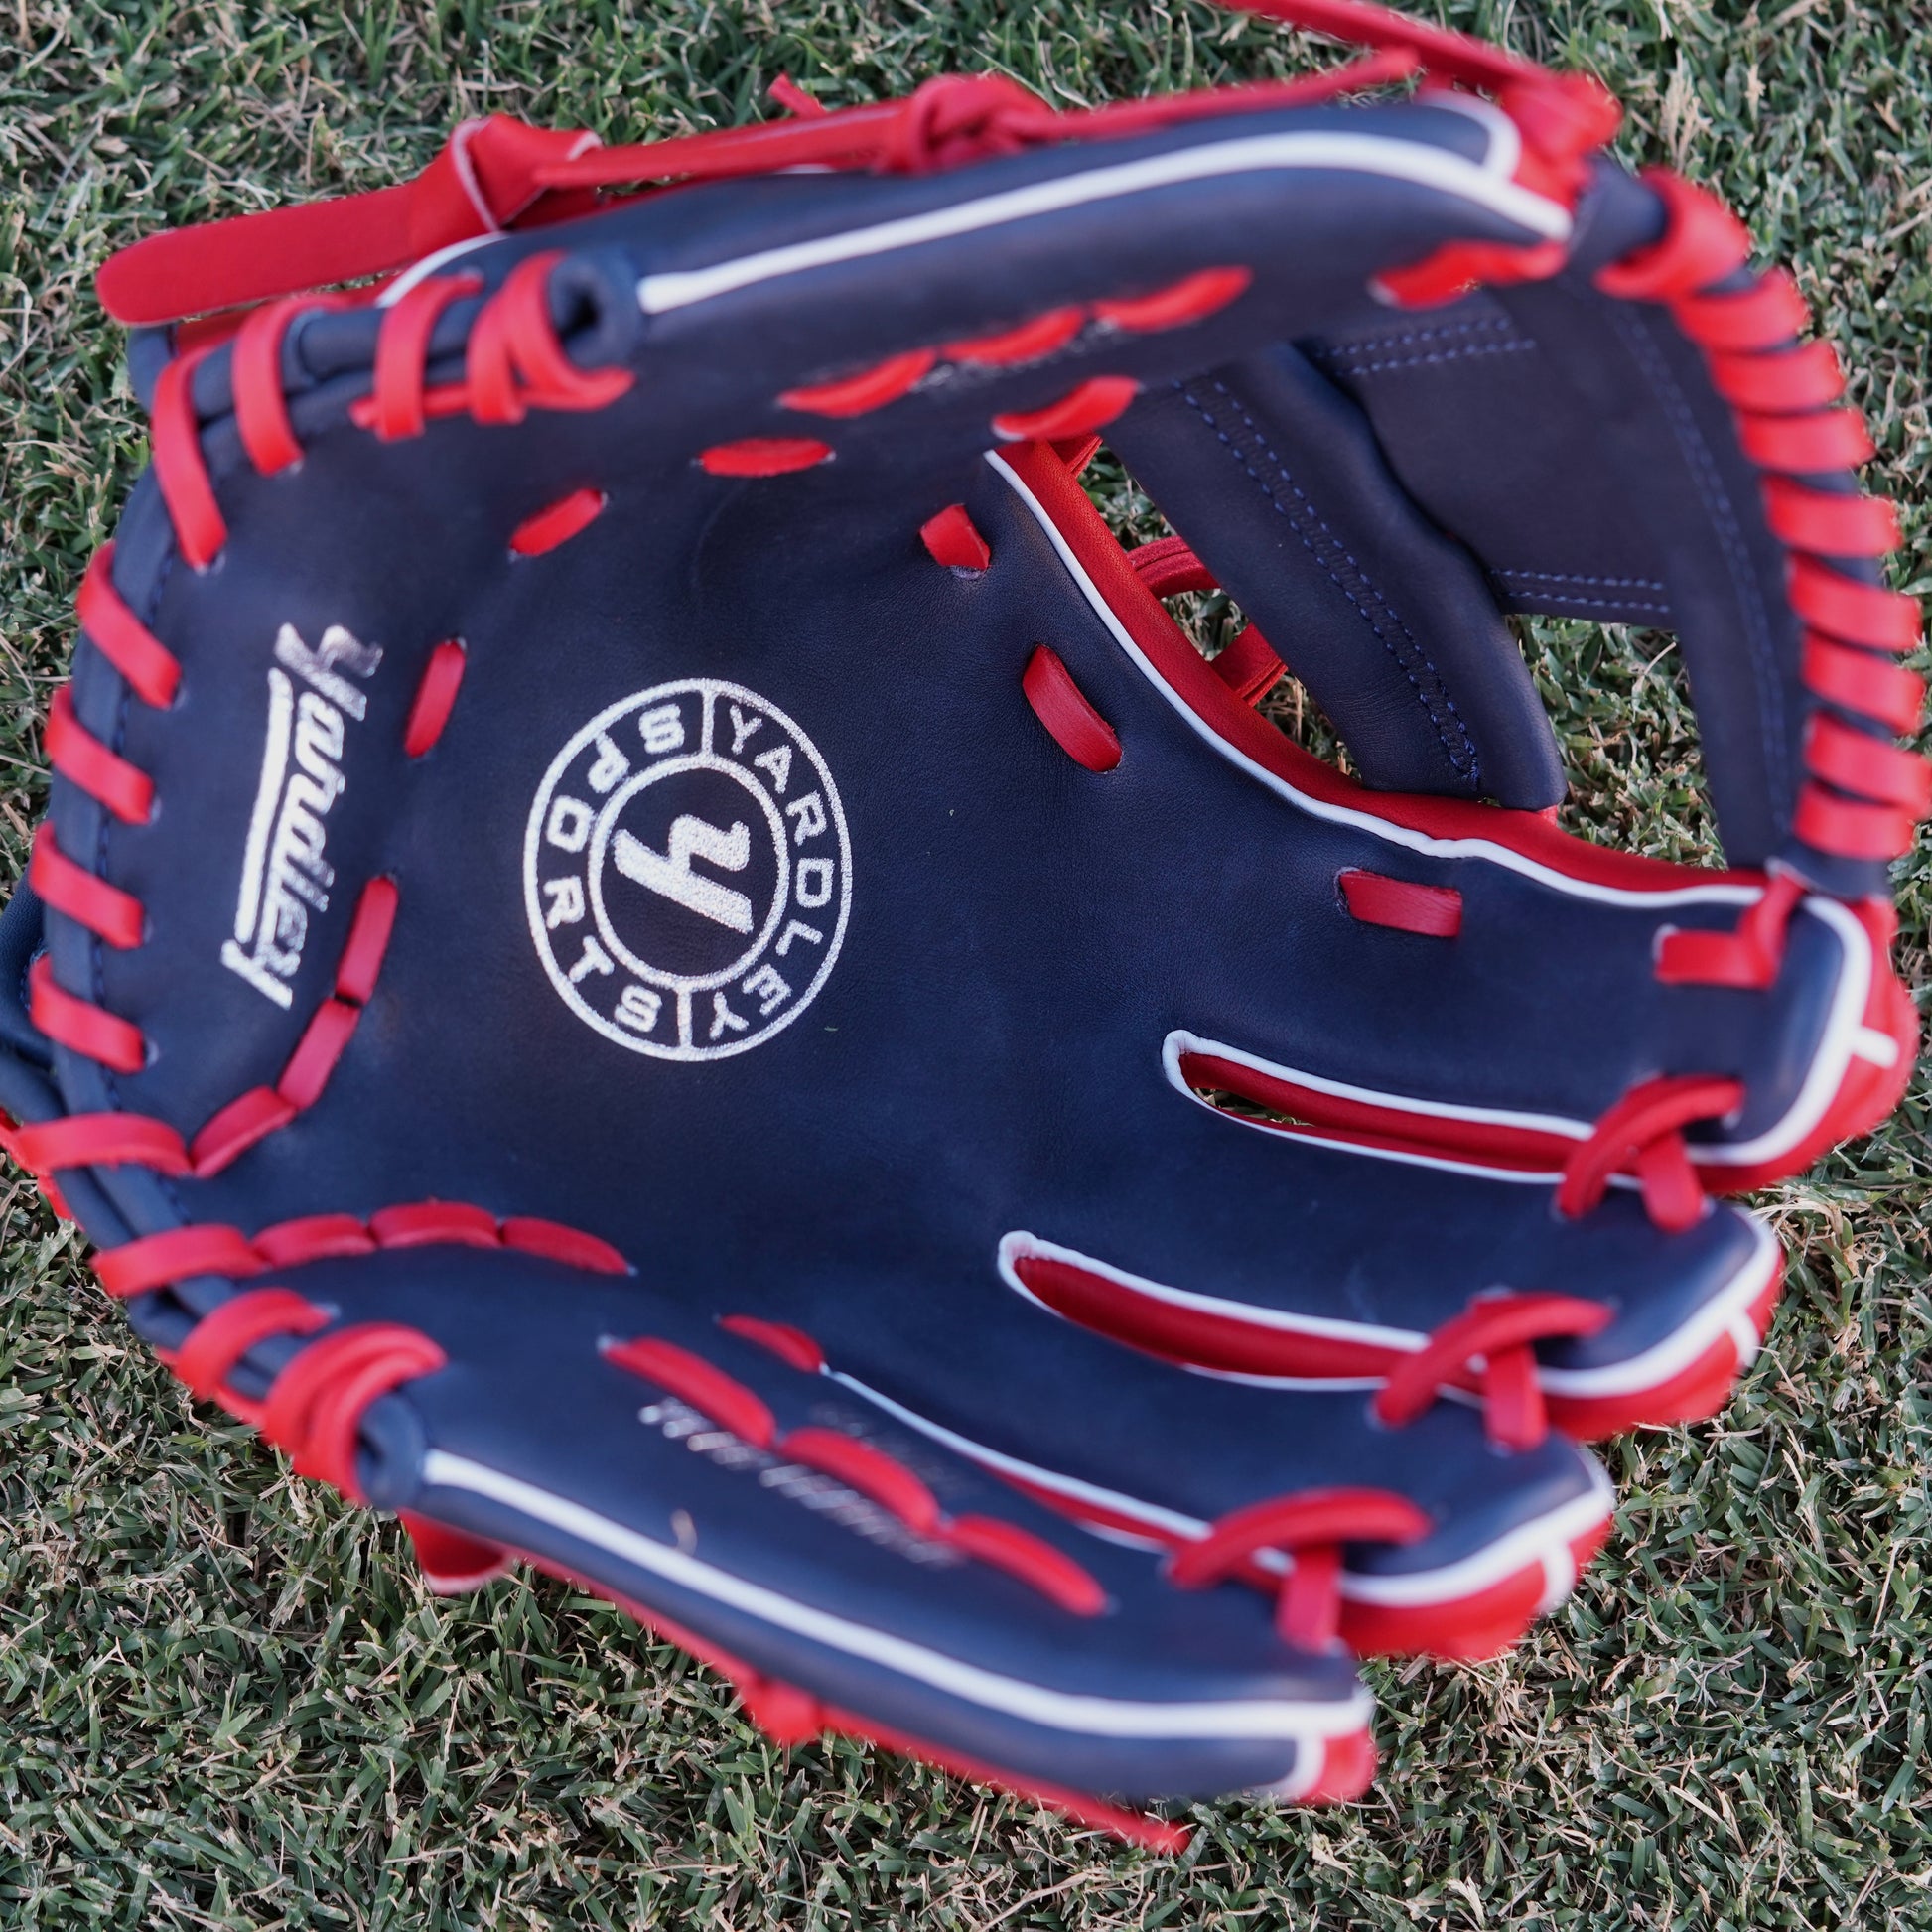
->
[525,680,852,1059]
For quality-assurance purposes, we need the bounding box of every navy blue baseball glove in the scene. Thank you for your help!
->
[4,0,1921,1846]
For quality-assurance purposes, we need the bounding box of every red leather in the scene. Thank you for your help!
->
[1022,645,1123,772]
[1337,868,1463,938]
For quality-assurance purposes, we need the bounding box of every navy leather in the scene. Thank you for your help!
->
[1109,344,1567,806]
[7,100,1881,1800]
[1298,163,1852,880]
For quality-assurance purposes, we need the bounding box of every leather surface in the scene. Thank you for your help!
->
[6,100,1877,1797]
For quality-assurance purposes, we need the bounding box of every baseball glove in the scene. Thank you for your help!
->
[3,0,1921,1847]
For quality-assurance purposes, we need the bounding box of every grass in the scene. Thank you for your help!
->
[2,0,1930,1925]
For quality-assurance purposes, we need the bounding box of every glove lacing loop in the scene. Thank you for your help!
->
[152,253,635,570]
[172,1294,512,1598]
[95,0,1621,330]
[1555,1074,1745,1234]
[1593,170,1925,895]
[169,1285,332,1423]
[879,75,1047,175]
[1166,1487,1432,1648]
[258,1322,449,1498]
[1371,1292,1611,1449]
[52,1211,628,1495]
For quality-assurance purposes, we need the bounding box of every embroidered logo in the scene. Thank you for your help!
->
[637,1395,959,1567]
[525,679,852,1060]
[222,624,383,1008]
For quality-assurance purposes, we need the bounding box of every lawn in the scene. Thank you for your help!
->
[2,1,1929,1926]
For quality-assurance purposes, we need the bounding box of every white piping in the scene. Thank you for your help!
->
[1170,1031,1592,1143]
[635,126,1569,315]
[1419,92,1522,180]
[417,1450,1368,1741]
[989,453,1876,1172]
[996,1216,1777,1402]
[831,1371,1211,1546]
[1536,1216,1776,1394]
[827,1374,1615,1611]
[379,233,498,306]
[1000,1228,1424,1353]
[1168,1069,1573,1186]
[1854,1025,1901,1068]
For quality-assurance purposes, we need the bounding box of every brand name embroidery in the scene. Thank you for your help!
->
[639,1397,961,1568]
[222,624,382,1008]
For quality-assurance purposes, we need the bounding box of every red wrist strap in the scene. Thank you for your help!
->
[95,118,601,326]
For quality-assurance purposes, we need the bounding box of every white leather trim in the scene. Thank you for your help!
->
[829,1372,1615,1612]
[418,1449,1368,1741]
[990,449,1875,1171]
[996,1215,1777,1401]
[1535,1214,1777,1396]
[1000,1227,1425,1353]
[635,123,1569,314]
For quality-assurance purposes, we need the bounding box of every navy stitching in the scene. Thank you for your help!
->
[1496,568,1669,591]
[1174,378,1482,788]
[1319,317,1516,350]
[1495,567,1673,615]
[1315,340,1534,376]
[1607,302,1788,815]
[1499,587,1673,616]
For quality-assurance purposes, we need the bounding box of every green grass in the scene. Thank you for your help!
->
[3,2,1930,1925]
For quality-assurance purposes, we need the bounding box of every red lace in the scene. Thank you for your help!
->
[73,546,180,706]
[94,0,1621,330]
[1592,170,1925,893]
[1372,1291,1610,1449]
[30,823,143,950]
[84,1208,630,1585]
[1126,536,1288,706]
[1542,169,1932,1247]
[608,1333,1108,1617]
[1556,1075,1743,1233]
[151,252,635,571]
[1167,1486,1430,1647]
[231,292,348,472]
[772,276,1245,454]
[24,864,402,1182]
[1022,648,1123,773]
[90,1200,628,1301]
[402,640,468,757]
[918,504,992,574]
[1654,871,1804,991]
[170,1285,331,1421]
[47,686,152,824]
[259,1323,449,1497]
[38,526,497,1183]
[29,955,145,1073]
[365,274,481,439]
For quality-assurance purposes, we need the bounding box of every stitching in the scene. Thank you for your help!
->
[1319,316,1517,350]
[1607,302,1787,818]
[1314,339,1534,376]
[1499,589,1673,615]
[1494,569,1672,616]
[1173,377,1482,788]
[1495,568,1668,591]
